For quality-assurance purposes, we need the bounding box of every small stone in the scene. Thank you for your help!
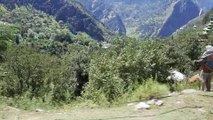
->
[176,101,181,104]
[35,108,44,112]
[168,92,180,97]
[198,108,206,113]
[135,102,150,110]
[155,100,164,106]
[147,99,157,105]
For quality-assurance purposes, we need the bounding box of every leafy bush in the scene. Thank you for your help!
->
[83,53,125,104]
[82,38,171,104]
[164,28,202,74]
[1,47,53,98]
[131,78,169,101]
[0,23,20,61]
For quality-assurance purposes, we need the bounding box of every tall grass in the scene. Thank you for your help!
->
[173,81,200,92]
[116,78,170,104]
[131,78,170,101]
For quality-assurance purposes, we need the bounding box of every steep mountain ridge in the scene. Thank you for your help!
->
[78,0,213,38]
[79,0,173,38]
[1,0,212,39]
[79,0,126,35]
[158,0,200,37]
[0,0,111,41]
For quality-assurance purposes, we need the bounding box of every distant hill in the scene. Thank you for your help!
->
[78,0,126,35]
[0,0,112,41]
[1,0,213,39]
[78,0,213,38]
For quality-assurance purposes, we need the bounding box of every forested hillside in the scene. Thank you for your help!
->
[0,0,112,41]
[0,0,213,110]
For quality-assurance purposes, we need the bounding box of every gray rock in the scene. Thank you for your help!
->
[168,92,180,97]
[198,108,206,113]
[135,102,150,110]
[147,99,157,105]
[155,100,164,106]
[35,108,44,112]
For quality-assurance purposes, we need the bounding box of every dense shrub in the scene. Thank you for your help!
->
[83,38,171,104]
[1,47,53,98]
[0,24,20,61]
[131,78,169,101]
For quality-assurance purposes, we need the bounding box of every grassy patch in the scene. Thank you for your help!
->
[173,81,200,92]
[117,78,170,103]
[0,96,54,110]
[131,79,170,101]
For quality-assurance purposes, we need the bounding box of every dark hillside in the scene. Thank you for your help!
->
[0,0,111,41]
[158,0,200,37]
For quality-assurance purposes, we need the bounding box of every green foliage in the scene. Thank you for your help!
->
[165,28,202,74]
[1,47,53,98]
[202,8,213,24]
[0,23,20,62]
[0,26,203,107]
[82,29,203,104]
[0,43,93,105]
[131,78,169,101]
[73,32,95,46]
[0,3,208,108]
[173,81,200,92]
[53,44,91,101]
[83,38,171,104]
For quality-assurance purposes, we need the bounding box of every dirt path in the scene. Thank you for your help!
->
[1,90,213,120]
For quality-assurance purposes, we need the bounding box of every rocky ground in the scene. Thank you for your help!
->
[0,89,213,120]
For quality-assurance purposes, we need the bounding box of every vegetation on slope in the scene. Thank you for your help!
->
[0,3,213,109]
[0,0,112,41]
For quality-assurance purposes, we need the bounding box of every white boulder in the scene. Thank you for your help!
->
[147,99,157,105]
[167,70,186,82]
[135,102,150,110]
[168,92,180,97]
[35,108,44,112]
[155,100,164,106]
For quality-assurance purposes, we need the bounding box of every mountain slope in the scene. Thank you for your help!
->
[78,0,213,38]
[78,0,174,38]
[0,0,111,41]
[78,0,126,35]
[158,0,200,37]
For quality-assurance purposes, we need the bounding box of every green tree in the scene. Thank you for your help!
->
[1,46,52,99]
[0,24,20,62]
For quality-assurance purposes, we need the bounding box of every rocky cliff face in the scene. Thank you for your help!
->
[78,0,213,38]
[2,0,212,39]
[78,0,174,38]
[78,0,126,35]
[0,0,110,41]
[158,0,200,37]
[195,0,213,12]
